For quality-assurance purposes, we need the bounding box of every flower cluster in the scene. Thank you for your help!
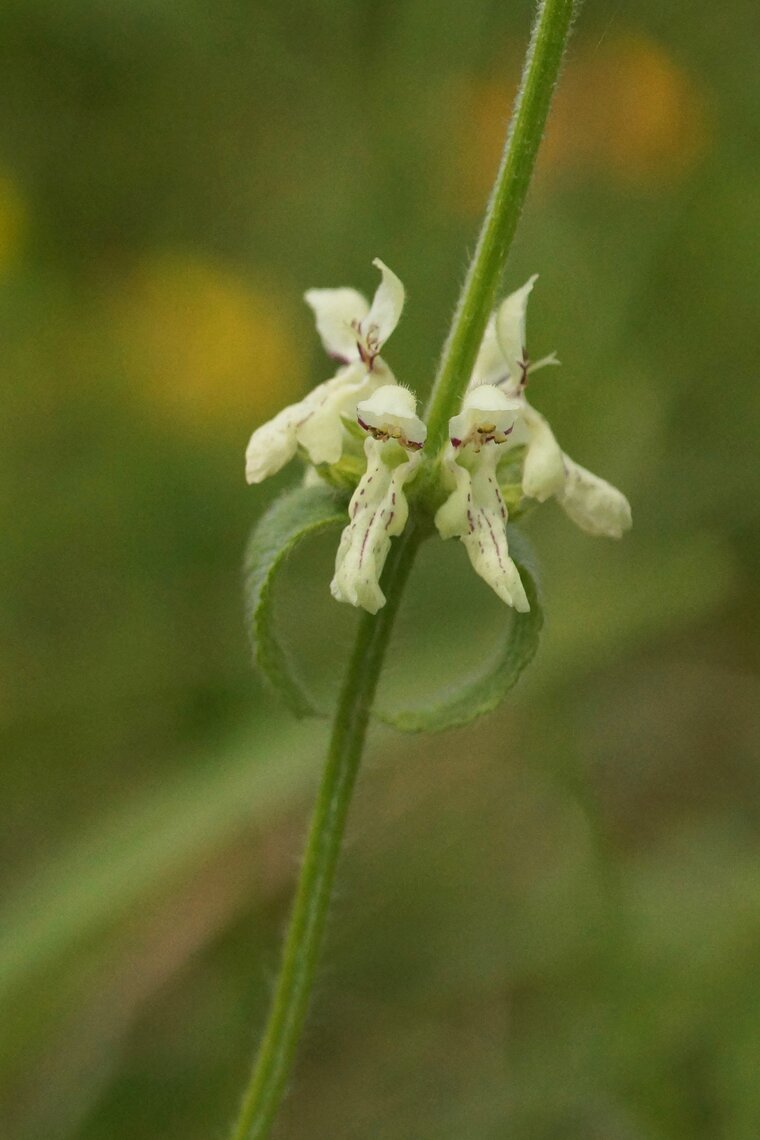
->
[245,261,631,615]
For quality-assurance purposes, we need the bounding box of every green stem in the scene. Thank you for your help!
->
[424,0,575,450]
[231,3,575,1136]
[230,527,421,1140]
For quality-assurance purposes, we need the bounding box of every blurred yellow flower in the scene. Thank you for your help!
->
[452,31,710,212]
[112,252,305,433]
[0,170,27,275]
[543,33,710,186]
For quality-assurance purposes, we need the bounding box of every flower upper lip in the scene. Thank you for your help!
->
[245,260,406,485]
[305,258,404,369]
[356,384,427,451]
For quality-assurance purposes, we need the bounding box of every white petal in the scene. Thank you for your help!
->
[434,444,529,612]
[364,258,405,350]
[296,363,379,466]
[357,384,426,448]
[304,287,369,362]
[245,404,301,484]
[556,456,632,538]
[245,364,376,482]
[449,384,522,447]
[331,437,420,614]
[520,402,566,500]
[463,383,521,423]
[447,412,469,448]
[494,274,538,383]
[433,445,472,539]
[470,315,509,388]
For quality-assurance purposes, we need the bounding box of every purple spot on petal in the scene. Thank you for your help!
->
[484,515,505,571]
[359,521,373,567]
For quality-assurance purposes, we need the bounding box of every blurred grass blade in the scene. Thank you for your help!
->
[0,718,324,1008]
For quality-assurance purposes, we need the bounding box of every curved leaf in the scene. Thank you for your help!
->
[375,529,543,733]
[244,483,346,716]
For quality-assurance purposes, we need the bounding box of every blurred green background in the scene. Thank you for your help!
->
[2,0,759,1136]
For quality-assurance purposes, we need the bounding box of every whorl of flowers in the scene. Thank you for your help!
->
[245,260,631,614]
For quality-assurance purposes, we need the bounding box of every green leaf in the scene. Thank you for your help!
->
[374,529,543,733]
[244,483,346,717]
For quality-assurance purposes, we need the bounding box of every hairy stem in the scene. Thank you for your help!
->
[230,527,422,1140]
[424,0,575,450]
[231,2,575,1136]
